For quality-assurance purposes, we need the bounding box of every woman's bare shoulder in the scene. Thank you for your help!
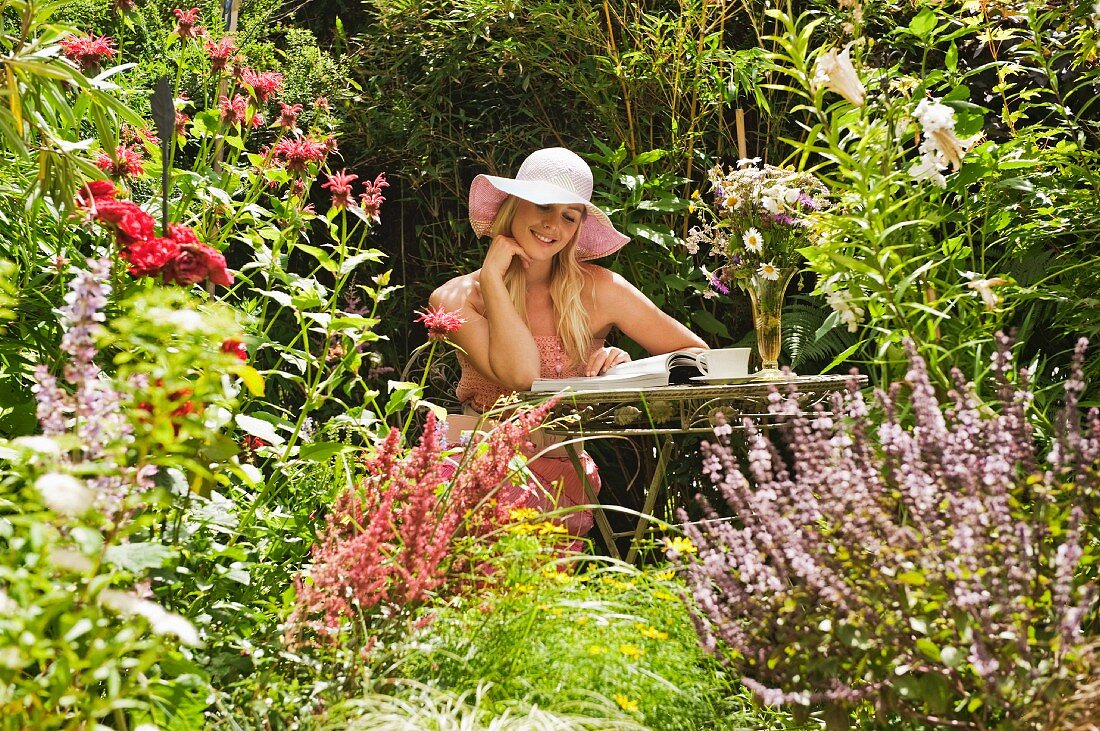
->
[582,263,638,299]
[430,271,482,311]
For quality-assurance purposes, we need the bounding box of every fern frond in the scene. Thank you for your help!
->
[783,295,858,372]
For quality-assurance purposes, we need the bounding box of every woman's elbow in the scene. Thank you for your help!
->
[501,371,539,392]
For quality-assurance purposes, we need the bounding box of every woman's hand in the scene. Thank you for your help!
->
[481,234,532,281]
[586,346,630,377]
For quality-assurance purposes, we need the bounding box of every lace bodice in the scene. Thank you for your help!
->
[455,335,605,412]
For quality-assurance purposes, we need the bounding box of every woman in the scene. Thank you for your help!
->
[430,147,706,537]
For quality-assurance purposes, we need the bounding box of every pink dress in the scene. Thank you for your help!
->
[455,336,603,537]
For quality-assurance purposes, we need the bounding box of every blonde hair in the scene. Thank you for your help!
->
[489,196,592,367]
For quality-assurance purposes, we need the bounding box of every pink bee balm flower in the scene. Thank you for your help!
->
[95,145,144,180]
[204,37,237,72]
[321,170,358,210]
[359,172,389,222]
[270,137,328,175]
[174,111,191,139]
[415,305,465,341]
[218,94,249,128]
[172,7,206,40]
[277,102,303,129]
[241,69,284,104]
[59,34,116,72]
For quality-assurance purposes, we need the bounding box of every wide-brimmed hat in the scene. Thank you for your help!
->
[468,147,630,261]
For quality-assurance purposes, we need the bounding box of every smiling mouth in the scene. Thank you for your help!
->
[531,231,556,245]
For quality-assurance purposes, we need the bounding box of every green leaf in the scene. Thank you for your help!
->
[385,380,423,416]
[915,638,940,662]
[105,542,173,572]
[690,309,731,339]
[340,250,385,275]
[294,243,338,273]
[945,42,958,73]
[908,8,937,38]
[298,442,360,462]
[629,149,666,166]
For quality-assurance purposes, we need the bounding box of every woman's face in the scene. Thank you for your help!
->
[509,198,584,263]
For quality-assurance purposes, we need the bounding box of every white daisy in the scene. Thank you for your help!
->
[757,262,780,280]
[742,227,764,253]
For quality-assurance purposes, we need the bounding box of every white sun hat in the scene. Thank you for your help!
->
[468,147,630,261]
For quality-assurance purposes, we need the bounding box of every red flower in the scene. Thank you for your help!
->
[270,137,328,175]
[240,69,283,104]
[277,102,302,129]
[359,172,389,222]
[169,388,196,418]
[166,223,200,246]
[59,34,116,72]
[218,94,249,128]
[115,0,136,11]
[248,112,264,129]
[415,305,465,341]
[94,199,156,246]
[95,145,144,179]
[164,240,233,287]
[314,96,330,111]
[321,170,358,210]
[121,236,180,277]
[75,180,119,208]
[221,338,248,361]
[241,434,269,452]
[204,37,237,71]
[174,111,191,139]
[172,7,205,40]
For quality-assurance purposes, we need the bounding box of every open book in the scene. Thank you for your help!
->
[529,350,708,393]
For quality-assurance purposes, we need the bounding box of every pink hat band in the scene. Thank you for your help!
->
[469,147,630,261]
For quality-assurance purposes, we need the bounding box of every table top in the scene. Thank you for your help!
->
[522,373,868,436]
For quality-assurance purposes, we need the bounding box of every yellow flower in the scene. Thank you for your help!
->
[653,590,678,601]
[509,507,540,522]
[587,644,606,655]
[619,643,644,659]
[576,616,589,625]
[536,522,568,536]
[635,623,669,640]
[614,694,639,712]
[690,189,701,200]
[654,570,675,581]
[664,536,697,556]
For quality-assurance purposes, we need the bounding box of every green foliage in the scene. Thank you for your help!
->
[344,0,813,363]
[401,542,774,731]
[762,2,1098,412]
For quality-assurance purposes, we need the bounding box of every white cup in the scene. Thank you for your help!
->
[699,347,751,377]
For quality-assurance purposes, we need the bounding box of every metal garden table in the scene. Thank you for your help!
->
[522,374,867,563]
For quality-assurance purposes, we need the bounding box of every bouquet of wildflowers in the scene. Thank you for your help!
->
[684,160,829,296]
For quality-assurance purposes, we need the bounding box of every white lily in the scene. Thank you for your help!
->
[812,44,866,107]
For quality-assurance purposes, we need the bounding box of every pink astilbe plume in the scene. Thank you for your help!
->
[675,335,1100,725]
[287,401,558,642]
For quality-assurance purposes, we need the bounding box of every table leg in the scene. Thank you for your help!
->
[625,437,673,564]
[564,442,620,561]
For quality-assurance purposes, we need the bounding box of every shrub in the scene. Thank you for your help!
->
[676,335,1099,728]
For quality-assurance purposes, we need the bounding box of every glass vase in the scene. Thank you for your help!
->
[747,267,798,381]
